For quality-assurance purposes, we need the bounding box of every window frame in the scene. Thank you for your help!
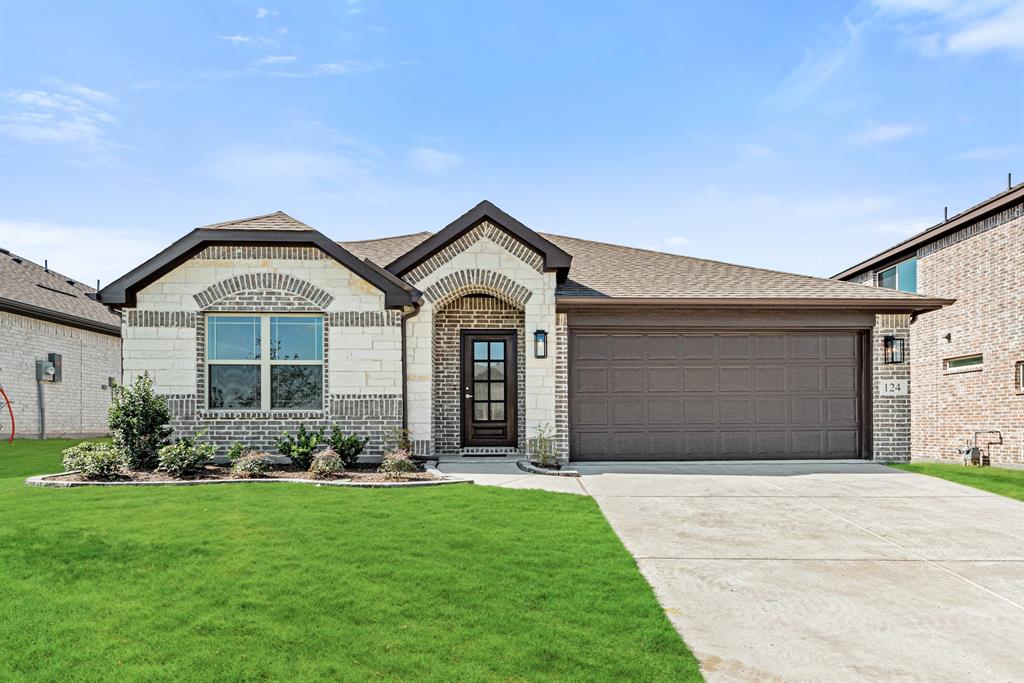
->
[1015,360,1024,395]
[205,312,324,411]
[943,353,983,375]
[877,257,918,293]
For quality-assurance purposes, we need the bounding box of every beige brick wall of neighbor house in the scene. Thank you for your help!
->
[404,223,558,455]
[122,248,404,453]
[0,310,121,438]
[911,211,1023,465]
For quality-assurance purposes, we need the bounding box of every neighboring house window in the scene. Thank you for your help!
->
[1016,361,1024,394]
[207,314,324,410]
[944,353,983,374]
[877,257,917,293]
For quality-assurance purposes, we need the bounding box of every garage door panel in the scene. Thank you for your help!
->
[719,335,752,359]
[684,335,716,359]
[610,399,644,425]
[684,399,717,423]
[575,367,608,393]
[684,366,718,391]
[571,331,863,461]
[721,399,753,423]
[648,368,681,392]
[755,366,786,391]
[649,398,682,424]
[611,367,645,392]
[575,399,608,425]
[612,335,645,360]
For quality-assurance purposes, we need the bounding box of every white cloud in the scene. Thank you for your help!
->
[739,143,773,159]
[257,54,297,65]
[0,220,159,287]
[767,18,864,108]
[406,147,461,173]
[221,34,253,44]
[255,7,276,18]
[347,0,364,15]
[848,122,921,144]
[1,84,117,151]
[953,145,1021,161]
[872,0,1023,57]
[946,4,1024,54]
[203,147,365,190]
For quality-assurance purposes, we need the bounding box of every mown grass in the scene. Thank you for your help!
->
[890,461,1024,502]
[0,439,701,682]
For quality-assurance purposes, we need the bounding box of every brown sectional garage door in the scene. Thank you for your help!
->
[569,331,865,461]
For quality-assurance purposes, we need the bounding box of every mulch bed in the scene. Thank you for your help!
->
[47,464,437,484]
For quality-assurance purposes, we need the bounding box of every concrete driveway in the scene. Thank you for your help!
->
[440,459,1024,682]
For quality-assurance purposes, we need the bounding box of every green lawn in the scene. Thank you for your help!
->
[890,462,1024,502]
[0,439,701,682]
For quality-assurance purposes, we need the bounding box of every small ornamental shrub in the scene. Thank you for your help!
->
[529,424,557,468]
[327,425,369,468]
[108,372,172,470]
[61,442,124,481]
[158,432,215,478]
[232,452,270,478]
[383,427,412,453]
[226,442,247,463]
[379,448,418,479]
[309,449,345,479]
[276,424,324,468]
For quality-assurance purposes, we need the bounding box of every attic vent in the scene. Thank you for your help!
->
[12,257,23,264]
[36,284,77,298]
[66,279,77,286]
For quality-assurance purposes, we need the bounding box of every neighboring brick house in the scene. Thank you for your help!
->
[98,202,948,462]
[836,183,1023,466]
[0,250,122,439]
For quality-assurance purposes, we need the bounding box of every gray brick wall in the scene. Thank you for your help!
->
[431,296,526,456]
[872,314,912,462]
[0,310,121,438]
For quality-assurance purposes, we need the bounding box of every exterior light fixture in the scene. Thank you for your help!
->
[883,336,905,364]
[534,330,548,359]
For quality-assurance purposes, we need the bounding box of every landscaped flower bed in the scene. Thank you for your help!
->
[49,373,437,487]
[42,463,439,485]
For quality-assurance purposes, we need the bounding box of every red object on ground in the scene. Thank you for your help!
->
[0,384,14,444]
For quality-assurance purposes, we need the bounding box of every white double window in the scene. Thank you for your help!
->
[206,314,324,411]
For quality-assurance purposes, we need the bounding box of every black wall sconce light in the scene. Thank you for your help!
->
[883,335,905,364]
[534,330,548,358]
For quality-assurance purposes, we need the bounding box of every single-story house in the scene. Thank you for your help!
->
[835,182,1023,466]
[96,202,951,463]
[0,249,122,439]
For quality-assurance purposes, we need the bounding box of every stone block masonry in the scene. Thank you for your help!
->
[0,310,121,438]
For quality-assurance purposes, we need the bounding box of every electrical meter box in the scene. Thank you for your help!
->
[36,353,62,382]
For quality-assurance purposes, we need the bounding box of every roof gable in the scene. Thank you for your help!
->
[385,201,572,282]
[96,215,418,309]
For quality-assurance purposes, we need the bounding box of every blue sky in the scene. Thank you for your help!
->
[1,0,1021,287]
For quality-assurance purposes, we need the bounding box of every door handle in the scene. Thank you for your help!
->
[464,393,473,399]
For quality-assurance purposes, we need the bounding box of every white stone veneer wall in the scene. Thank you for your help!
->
[404,234,558,455]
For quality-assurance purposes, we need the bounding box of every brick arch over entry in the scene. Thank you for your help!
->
[193,273,334,310]
[421,269,533,309]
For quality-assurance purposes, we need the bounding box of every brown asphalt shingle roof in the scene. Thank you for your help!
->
[200,211,314,231]
[0,249,121,332]
[339,230,936,302]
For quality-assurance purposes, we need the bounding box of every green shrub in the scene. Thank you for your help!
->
[327,425,369,468]
[61,442,124,481]
[383,427,412,453]
[529,424,557,468]
[232,452,270,478]
[379,448,418,479]
[157,432,215,478]
[225,442,247,463]
[309,449,345,479]
[276,424,324,468]
[108,373,172,470]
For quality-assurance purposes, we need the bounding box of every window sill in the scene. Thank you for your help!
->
[198,409,327,419]
[943,366,983,376]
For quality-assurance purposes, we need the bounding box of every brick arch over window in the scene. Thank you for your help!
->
[422,269,533,309]
[193,273,334,310]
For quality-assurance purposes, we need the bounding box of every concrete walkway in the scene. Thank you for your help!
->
[441,459,1024,682]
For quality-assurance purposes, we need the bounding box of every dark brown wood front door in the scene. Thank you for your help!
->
[461,330,517,448]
